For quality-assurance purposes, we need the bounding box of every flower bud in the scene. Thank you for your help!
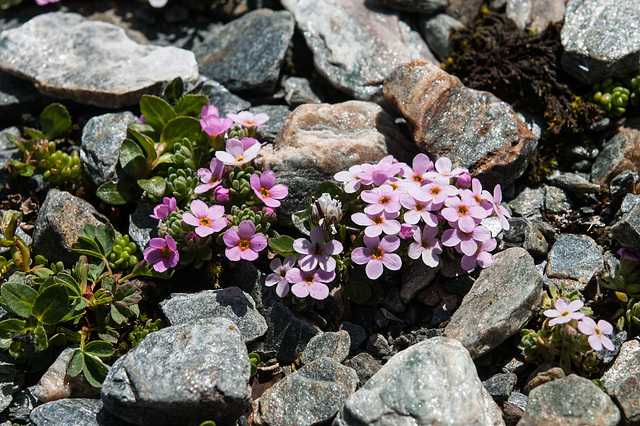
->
[311,193,343,232]
[456,171,472,188]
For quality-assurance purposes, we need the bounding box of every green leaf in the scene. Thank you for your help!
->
[1,282,37,318]
[128,129,157,162]
[110,304,128,325]
[83,340,115,358]
[292,210,312,236]
[137,176,166,198]
[140,95,177,133]
[119,139,148,179]
[95,224,116,258]
[163,77,184,103]
[67,349,84,377]
[173,94,209,117]
[73,235,103,259]
[0,319,25,340]
[115,281,142,305]
[54,273,82,297]
[159,117,202,152]
[40,103,72,140]
[96,182,131,206]
[344,280,372,305]
[23,127,46,140]
[268,235,295,256]
[32,285,69,325]
[83,354,110,387]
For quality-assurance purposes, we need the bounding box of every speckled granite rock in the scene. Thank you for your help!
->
[383,60,538,187]
[545,234,604,290]
[591,117,640,187]
[300,331,351,364]
[419,13,465,61]
[32,348,99,404]
[507,0,565,32]
[561,0,640,84]
[0,12,198,108]
[602,338,640,424]
[0,127,22,189]
[30,398,127,426]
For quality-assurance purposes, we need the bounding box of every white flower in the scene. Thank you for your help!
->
[149,0,169,8]
[311,193,343,232]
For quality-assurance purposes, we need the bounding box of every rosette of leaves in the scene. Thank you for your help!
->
[165,165,198,203]
[8,103,81,186]
[225,165,258,205]
[67,338,114,387]
[163,211,213,269]
[97,78,209,206]
[108,235,141,274]
[128,316,162,348]
[227,205,273,236]
[599,258,640,302]
[630,68,640,106]
[591,79,630,116]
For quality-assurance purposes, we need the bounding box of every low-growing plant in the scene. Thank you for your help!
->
[590,67,640,117]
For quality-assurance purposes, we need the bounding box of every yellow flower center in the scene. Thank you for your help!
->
[235,156,245,163]
[373,216,384,225]
[260,188,270,198]
[415,203,425,212]
[413,174,423,183]
[457,205,468,216]
[160,247,172,257]
[430,187,441,195]
[199,217,211,226]
[239,239,250,250]
[379,196,391,205]
[371,248,384,259]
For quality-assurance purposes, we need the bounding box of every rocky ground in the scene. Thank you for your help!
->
[1,0,640,425]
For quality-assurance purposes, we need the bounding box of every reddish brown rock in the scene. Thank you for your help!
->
[383,60,538,187]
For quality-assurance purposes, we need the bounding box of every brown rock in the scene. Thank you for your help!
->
[446,0,483,26]
[524,363,565,394]
[383,60,538,187]
[591,117,640,186]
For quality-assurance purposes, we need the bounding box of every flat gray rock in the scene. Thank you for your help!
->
[128,203,158,254]
[400,260,440,303]
[333,337,504,425]
[0,12,198,108]
[281,0,436,103]
[419,13,464,61]
[30,398,126,426]
[80,112,137,188]
[300,331,351,364]
[545,234,604,289]
[602,338,640,424]
[253,357,358,426]
[546,171,600,194]
[159,287,268,344]
[561,0,640,84]
[519,375,620,425]
[101,317,251,426]
[193,9,294,93]
[283,76,322,108]
[0,362,20,413]
[445,248,544,359]
[509,187,545,219]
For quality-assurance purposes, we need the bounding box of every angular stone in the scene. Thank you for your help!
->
[0,70,41,117]
[343,352,380,387]
[561,0,640,84]
[0,13,198,108]
[159,287,268,344]
[483,373,517,402]
[370,0,447,13]
[253,357,358,426]
[80,112,137,187]
[283,77,322,108]
[30,398,126,426]
[519,375,620,425]
[544,185,571,214]
[383,60,538,187]
[602,338,640,424]
[610,170,639,200]
[445,248,544,359]
[300,331,351,364]
[249,104,292,144]
[506,0,565,32]
[400,260,440,303]
[546,171,600,194]
[194,9,294,93]
[333,337,504,425]
[193,76,251,117]
[591,117,640,187]
[338,322,367,353]
[101,318,251,425]
[419,13,465,61]
[32,189,110,265]
[0,362,20,413]
[445,0,482,26]
[509,187,545,219]
[0,127,21,189]
[545,234,604,288]
[8,386,37,424]
[281,0,436,102]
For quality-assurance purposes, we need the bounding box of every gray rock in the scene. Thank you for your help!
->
[370,0,447,13]
[383,60,538,187]
[0,127,21,189]
[101,317,251,425]
[610,170,639,200]
[619,193,640,217]
[194,9,294,93]
[159,287,268,344]
[80,112,136,187]
[283,76,322,107]
[506,0,565,32]
[591,117,640,187]
[419,13,465,61]
[508,391,528,412]
[400,260,440,303]
[519,375,620,425]
[128,203,158,254]
[333,337,504,425]
[445,0,483,26]
[8,386,37,423]
[561,0,640,84]
[545,234,604,290]
[344,352,381,387]
[483,373,517,402]
[192,76,251,117]
[367,333,393,359]
[503,217,529,245]
[339,322,367,353]
[602,338,640,424]
[0,12,198,108]
[509,187,545,219]
[0,70,41,117]
[546,171,600,194]
[445,248,544,359]
[597,329,627,365]
[249,104,292,144]
[544,185,571,214]
[0,362,20,412]
[32,189,110,265]
[281,0,436,102]
[30,398,126,426]
[300,331,351,364]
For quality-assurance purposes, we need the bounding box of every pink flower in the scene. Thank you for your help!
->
[36,0,60,5]
[182,199,227,237]
[215,138,261,166]
[401,153,433,187]
[398,223,416,239]
[466,179,493,212]
[138,114,148,125]
[361,185,402,216]
[441,192,487,233]
[250,171,289,208]
[455,171,472,188]
[351,235,402,280]
[195,158,225,194]
[618,248,640,263]
[578,317,614,351]
[416,182,458,206]
[400,192,438,226]
[201,111,233,137]
[483,184,511,231]
[286,267,334,300]
[150,197,177,221]
[460,238,497,271]
[357,156,403,187]
[227,111,269,128]
[265,255,297,298]
[441,225,492,257]
[223,220,268,261]
[351,211,401,237]
[335,165,364,194]
[408,226,442,268]
[201,105,220,119]
[214,186,230,203]
[425,157,466,185]
[143,235,179,273]
[544,297,585,326]
[293,226,343,272]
